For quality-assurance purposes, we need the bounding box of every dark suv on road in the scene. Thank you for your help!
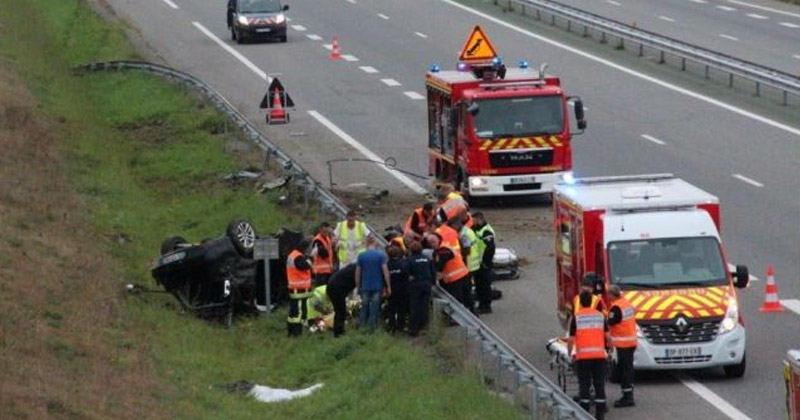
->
[227,0,289,44]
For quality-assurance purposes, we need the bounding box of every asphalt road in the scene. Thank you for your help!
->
[553,0,800,74]
[100,0,800,418]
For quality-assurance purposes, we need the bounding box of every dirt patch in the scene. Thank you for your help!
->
[0,61,165,419]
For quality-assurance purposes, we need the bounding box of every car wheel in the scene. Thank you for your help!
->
[226,219,256,258]
[160,236,188,255]
[280,35,287,43]
[231,27,237,41]
[724,353,746,378]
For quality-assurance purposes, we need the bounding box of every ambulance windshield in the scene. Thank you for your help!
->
[473,95,564,138]
[607,237,727,289]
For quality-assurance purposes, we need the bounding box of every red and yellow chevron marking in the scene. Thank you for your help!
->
[623,286,729,320]
[478,135,564,151]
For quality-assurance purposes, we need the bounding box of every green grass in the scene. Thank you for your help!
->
[0,0,523,419]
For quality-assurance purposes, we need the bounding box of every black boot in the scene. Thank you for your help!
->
[594,402,607,420]
[614,391,635,408]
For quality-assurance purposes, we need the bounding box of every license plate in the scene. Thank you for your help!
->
[510,176,535,184]
[665,346,702,358]
[256,28,272,33]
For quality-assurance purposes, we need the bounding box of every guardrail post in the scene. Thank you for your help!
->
[583,25,588,38]
[521,4,526,16]
[659,51,665,64]
[681,57,686,71]
[600,32,606,44]
[755,81,760,97]
[638,44,643,57]
[507,0,513,12]
[705,65,710,79]
[536,9,541,20]
[729,73,734,88]
[551,14,556,26]
[566,19,571,32]
[783,91,788,106]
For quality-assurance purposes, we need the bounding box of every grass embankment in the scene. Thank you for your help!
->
[0,0,522,419]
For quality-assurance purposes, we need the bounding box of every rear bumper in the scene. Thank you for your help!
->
[631,325,745,370]
[237,24,286,39]
[467,172,568,196]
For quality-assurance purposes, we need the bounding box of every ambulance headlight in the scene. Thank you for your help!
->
[719,298,738,334]
[274,13,286,24]
[457,62,468,71]
[237,15,250,25]
[470,177,488,187]
[561,172,575,185]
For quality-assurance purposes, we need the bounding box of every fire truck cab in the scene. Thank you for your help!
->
[427,27,586,200]
[553,174,750,377]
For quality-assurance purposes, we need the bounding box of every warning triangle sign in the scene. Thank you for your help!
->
[259,78,295,109]
[458,25,498,62]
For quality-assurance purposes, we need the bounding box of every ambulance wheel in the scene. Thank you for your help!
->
[280,35,287,43]
[724,353,746,378]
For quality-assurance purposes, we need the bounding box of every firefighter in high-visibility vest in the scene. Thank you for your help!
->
[435,183,468,226]
[403,202,435,243]
[573,273,606,314]
[608,285,637,408]
[568,290,612,420]
[306,284,334,325]
[311,222,334,286]
[434,219,461,255]
[334,210,368,267]
[429,232,470,309]
[285,238,313,337]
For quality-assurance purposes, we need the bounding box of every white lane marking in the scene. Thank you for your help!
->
[746,13,769,19]
[438,0,800,138]
[291,24,306,31]
[675,374,755,420]
[192,22,268,80]
[688,0,708,3]
[794,55,800,59]
[307,111,426,194]
[780,22,800,28]
[323,43,333,50]
[728,0,800,18]
[716,5,737,11]
[286,17,292,22]
[404,91,426,100]
[381,78,402,87]
[162,0,179,9]
[659,16,676,22]
[306,34,323,41]
[607,0,621,5]
[359,66,379,74]
[341,54,359,62]
[641,134,666,145]
[732,174,764,187]
[781,299,800,314]
[719,34,739,41]
[347,0,356,3]
[415,31,429,38]
[378,13,390,20]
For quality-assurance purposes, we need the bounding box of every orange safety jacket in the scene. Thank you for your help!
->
[610,298,637,349]
[574,307,608,361]
[404,207,431,236]
[440,245,469,284]
[573,294,602,314]
[439,193,468,223]
[312,234,333,275]
[286,250,312,291]
[435,224,461,255]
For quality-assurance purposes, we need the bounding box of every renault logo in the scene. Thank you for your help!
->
[675,317,689,333]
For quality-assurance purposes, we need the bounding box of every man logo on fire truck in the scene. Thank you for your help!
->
[427,26,587,201]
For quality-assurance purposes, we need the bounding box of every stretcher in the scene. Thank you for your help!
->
[546,337,579,395]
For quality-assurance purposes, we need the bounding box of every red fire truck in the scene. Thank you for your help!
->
[553,174,750,376]
[427,26,586,200]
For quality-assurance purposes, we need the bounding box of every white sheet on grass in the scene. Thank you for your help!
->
[249,383,324,403]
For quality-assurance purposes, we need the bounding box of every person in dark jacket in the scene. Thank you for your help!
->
[386,244,410,333]
[406,240,436,336]
[472,212,496,313]
[325,263,357,337]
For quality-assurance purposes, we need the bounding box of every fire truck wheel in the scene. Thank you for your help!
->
[724,353,746,378]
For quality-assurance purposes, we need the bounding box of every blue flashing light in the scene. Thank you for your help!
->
[519,60,530,69]
[492,56,502,65]
[430,64,441,73]
[457,62,468,71]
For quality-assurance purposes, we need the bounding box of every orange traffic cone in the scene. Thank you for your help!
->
[267,87,289,124]
[330,36,341,60]
[760,264,784,312]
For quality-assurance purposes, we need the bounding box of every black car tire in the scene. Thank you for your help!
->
[724,353,746,378]
[231,27,237,41]
[226,219,256,258]
[160,236,188,255]
[280,35,287,43]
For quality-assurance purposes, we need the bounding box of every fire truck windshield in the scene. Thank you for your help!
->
[473,95,564,138]
[607,237,728,289]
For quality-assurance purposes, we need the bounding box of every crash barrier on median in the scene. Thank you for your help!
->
[786,350,800,420]
[493,0,800,107]
[72,61,593,419]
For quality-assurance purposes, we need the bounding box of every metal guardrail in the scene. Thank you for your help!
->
[496,0,800,105]
[72,60,592,419]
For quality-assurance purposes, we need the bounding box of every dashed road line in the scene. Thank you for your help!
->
[688,0,708,3]
[716,5,737,11]
[306,34,323,41]
[347,0,356,3]
[675,374,755,420]
[378,13,390,20]
[307,111,426,194]
[404,91,426,100]
[732,174,764,187]
[381,78,402,87]
[780,22,800,28]
[323,44,333,50]
[192,22,267,80]
[794,54,800,59]
[415,31,429,38]
[745,13,769,19]
[359,66,379,74]
[728,0,800,18]
[286,17,292,22]
[162,0,178,9]
[659,16,676,22]
[341,54,359,62]
[607,0,621,5]
[780,299,800,315]
[291,24,306,31]
[640,134,666,145]
[719,34,739,41]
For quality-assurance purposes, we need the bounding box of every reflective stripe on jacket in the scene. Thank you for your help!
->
[574,307,607,361]
[286,250,312,291]
[440,245,469,284]
[312,234,333,275]
[610,298,638,349]
[435,224,461,255]
[439,193,467,222]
